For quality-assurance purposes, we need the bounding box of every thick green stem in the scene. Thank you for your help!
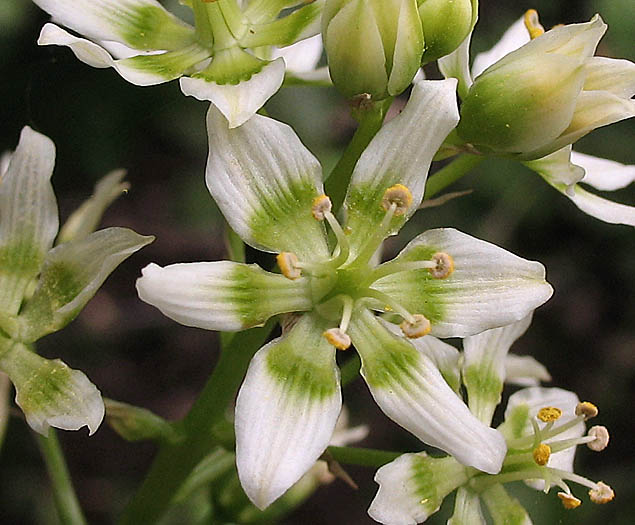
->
[325,98,393,211]
[36,429,87,525]
[424,154,484,199]
[327,445,401,468]
[120,322,273,525]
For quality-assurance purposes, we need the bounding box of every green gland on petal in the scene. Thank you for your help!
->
[0,341,104,435]
[418,0,474,63]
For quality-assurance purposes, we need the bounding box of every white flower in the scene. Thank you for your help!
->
[32,0,324,127]
[136,79,554,509]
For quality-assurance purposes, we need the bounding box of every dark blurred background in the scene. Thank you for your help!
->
[1,0,633,523]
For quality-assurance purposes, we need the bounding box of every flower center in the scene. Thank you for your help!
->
[277,185,456,347]
[471,400,614,509]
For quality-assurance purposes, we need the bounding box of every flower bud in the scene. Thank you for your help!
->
[323,0,424,99]
[418,0,475,63]
[456,16,631,160]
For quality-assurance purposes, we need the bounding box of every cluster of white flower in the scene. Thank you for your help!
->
[1,0,631,523]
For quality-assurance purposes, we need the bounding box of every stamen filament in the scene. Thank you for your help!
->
[324,211,350,267]
[506,415,586,449]
[548,436,596,454]
[362,288,415,324]
[339,295,354,333]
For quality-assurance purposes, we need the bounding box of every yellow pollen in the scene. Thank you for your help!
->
[429,252,454,279]
[277,252,301,280]
[575,401,598,419]
[311,194,332,220]
[537,406,562,422]
[381,184,413,216]
[586,425,610,452]
[524,9,545,39]
[323,328,352,350]
[557,492,581,509]
[589,482,614,504]
[532,443,551,466]
[400,314,431,339]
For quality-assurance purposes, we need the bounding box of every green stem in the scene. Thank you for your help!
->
[327,445,401,468]
[325,98,393,211]
[119,322,274,525]
[424,154,484,199]
[36,429,87,525]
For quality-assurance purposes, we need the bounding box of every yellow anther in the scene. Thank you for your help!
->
[575,401,598,419]
[532,443,551,466]
[586,426,610,452]
[537,406,562,422]
[277,252,301,280]
[557,492,582,509]
[428,252,454,279]
[589,482,614,504]
[381,184,413,216]
[323,328,352,350]
[400,314,431,339]
[524,9,545,39]
[312,194,332,221]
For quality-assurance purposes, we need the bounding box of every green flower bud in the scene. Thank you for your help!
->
[456,15,635,160]
[323,0,424,99]
[418,0,476,63]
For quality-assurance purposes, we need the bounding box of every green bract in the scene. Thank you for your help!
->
[32,0,326,127]
[136,78,555,510]
[322,0,424,99]
[0,127,153,435]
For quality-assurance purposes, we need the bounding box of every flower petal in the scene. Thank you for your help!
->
[438,32,474,99]
[240,0,324,48]
[448,487,486,525]
[180,57,285,128]
[39,24,210,85]
[463,315,533,424]
[382,321,461,392]
[583,56,635,98]
[368,452,470,525]
[204,104,329,258]
[543,177,635,226]
[273,35,323,74]
[0,339,103,435]
[136,260,313,332]
[343,79,459,256]
[504,354,551,386]
[371,229,553,338]
[523,145,585,188]
[13,228,153,343]
[33,0,195,51]
[481,484,533,525]
[349,309,507,474]
[471,16,528,79]
[553,90,635,151]
[571,151,635,191]
[0,127,58,315]
[501,386,584,490]
[58,169,129,243]
[235,313,341,509]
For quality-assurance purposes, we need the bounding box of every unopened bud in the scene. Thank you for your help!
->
[418,0,475,63]
[323,0,424,99]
